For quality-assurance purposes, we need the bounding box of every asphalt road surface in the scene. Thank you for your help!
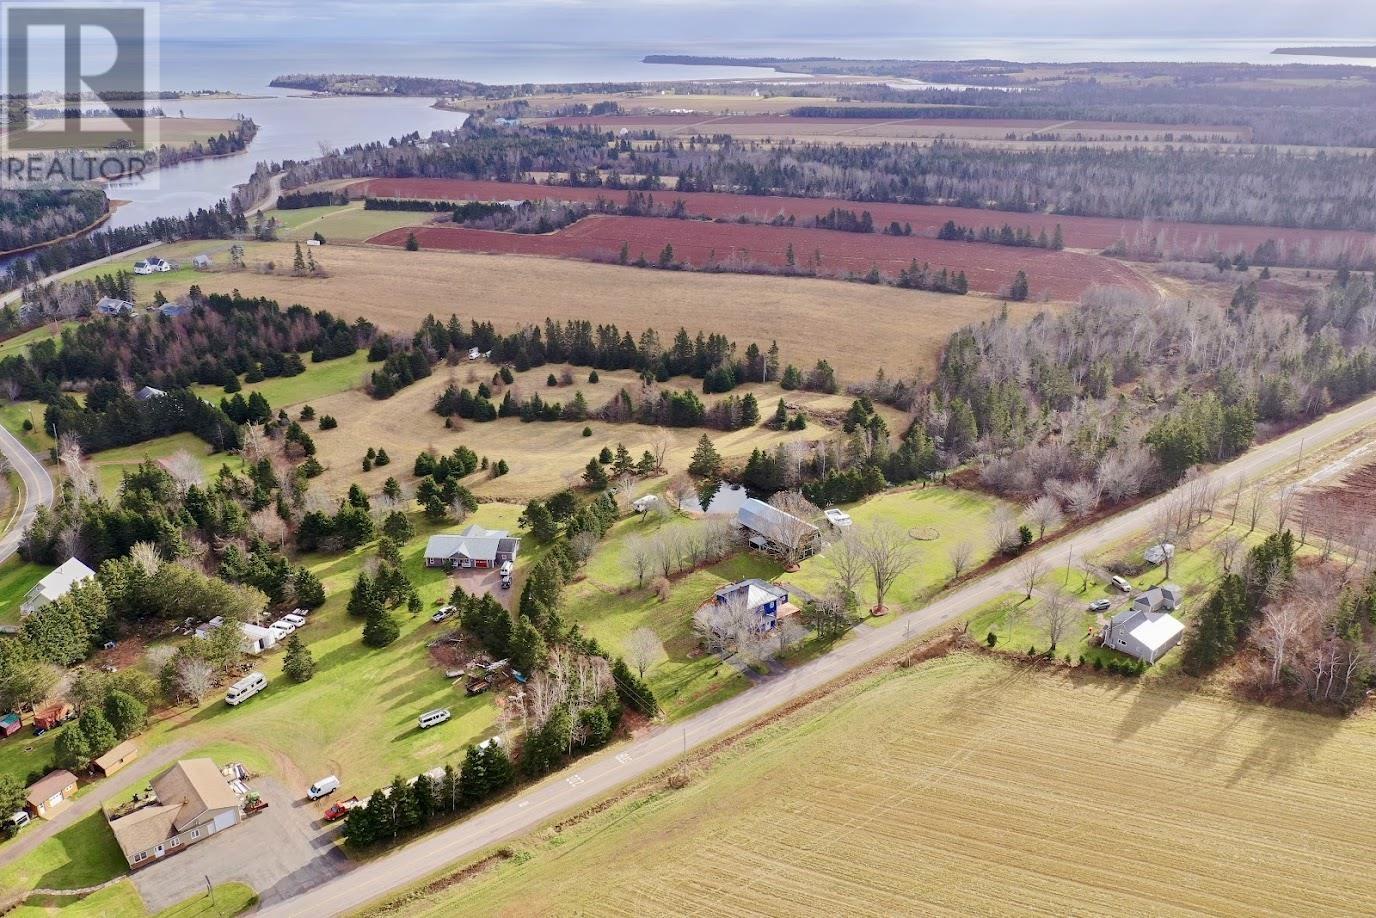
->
[254,389,1376,917]
[0,421,53,563]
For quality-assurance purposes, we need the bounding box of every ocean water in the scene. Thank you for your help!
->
[38,35,1376,230]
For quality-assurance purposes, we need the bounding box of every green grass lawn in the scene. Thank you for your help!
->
[0,810,126,895]
[0,324,74,362]
[11,879,256,918]
[0,555,48,627]
[967,517,1272,673]
[562,511,782,719]
[89,433,245,497]
[0,400,57,454]
[188,351,370,411]
[272,203,431,243]
[790,486,1015,615]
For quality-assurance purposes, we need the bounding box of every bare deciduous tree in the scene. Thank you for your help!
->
[765,491,821,567]
[861,524,918,615]
[947,539,976,579]
[1272,486,1297,534]
[1017,555,1047,600]
[625,627,663,678]
[1215,533,1243,575]
[649,428,671,473]
[176,656,216,706]
[250,507,288,547]
[1024,495,1064,539]
[1037,588,1075,651]
[624,536,651,588]
[824,529,867,602]
[128,541,163,576]
[164,449,205,494]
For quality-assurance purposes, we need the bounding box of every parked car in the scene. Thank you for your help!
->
[282,613,307,627]
[431,606,455,623]
[1111,575,1132,593]
[323,796,361,821]
[1088,598,1112,612]
[307,775,340,800]
[418,708,452,729]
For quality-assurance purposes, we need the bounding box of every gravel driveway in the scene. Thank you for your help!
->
[131,777,350,911]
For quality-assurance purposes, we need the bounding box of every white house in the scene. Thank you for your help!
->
[132,256,172,275]
[194,617,278,655]
[21,558,97,615]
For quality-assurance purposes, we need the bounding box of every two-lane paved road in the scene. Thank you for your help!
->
[260,390,1376,917]
[0,421,53,563]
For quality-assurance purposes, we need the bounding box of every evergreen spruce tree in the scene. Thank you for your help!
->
[283,633,316,682]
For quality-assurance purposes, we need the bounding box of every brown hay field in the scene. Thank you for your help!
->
[2,116,243,151]
[138,239,1048,381]
[374,652,1376,917]
[301,365,903,501]
[534,112,1252,144]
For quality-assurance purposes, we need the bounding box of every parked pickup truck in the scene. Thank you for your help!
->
[323,796,361,822]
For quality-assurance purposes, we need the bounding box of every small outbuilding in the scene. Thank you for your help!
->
[631,495,659,514]
[192,254,212,269]
[134,385,167,401]
[26,769,78,819]
[94,739,139,777]
[95,296,136,317]
[33,701,74,730]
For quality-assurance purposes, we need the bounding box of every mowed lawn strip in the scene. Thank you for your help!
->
[376,651,1376,917]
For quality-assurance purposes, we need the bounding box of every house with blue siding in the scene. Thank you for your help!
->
[708,579,793,631]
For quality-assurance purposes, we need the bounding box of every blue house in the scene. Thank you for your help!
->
[710,579,791,631]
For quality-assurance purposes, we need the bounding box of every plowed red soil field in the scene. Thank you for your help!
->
[353,178,1376,265]
[367,214,1152,300]
[1301,459,1376,548]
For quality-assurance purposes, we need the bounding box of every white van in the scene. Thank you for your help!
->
[282,613,307,627]
[499,561,513,589]
[307,775,340,800]
[225,671,268,706]
[418,708,452,730]
[8,811,30,831]
[270,619,296,636]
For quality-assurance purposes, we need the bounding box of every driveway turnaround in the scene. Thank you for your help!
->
[132,777,349,912]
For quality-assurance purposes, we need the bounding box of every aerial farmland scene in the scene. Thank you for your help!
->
[3,1,1376,916]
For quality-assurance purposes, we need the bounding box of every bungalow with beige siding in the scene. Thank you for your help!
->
[108,758,242,868]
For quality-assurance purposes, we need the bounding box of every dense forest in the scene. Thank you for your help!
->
[0,188,108,253]
[275,122,1376,237]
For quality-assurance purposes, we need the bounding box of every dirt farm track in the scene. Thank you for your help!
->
[367,215,1153,300]
[353,178,1376,265]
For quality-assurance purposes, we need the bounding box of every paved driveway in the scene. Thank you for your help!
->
[131,777,349,911]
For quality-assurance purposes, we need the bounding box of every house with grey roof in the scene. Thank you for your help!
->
[1102,592,1185,665]
[1132,583,1183,616]
[21,557,96,615]
[95,296,136,317]
[705,578,796,631]
[424,525,520,570]
[736,498,820,560]
[135,385,167,401]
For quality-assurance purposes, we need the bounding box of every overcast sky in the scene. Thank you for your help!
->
[152,0,1375,43]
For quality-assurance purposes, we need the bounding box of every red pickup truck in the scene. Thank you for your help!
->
[323,796,361,822]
